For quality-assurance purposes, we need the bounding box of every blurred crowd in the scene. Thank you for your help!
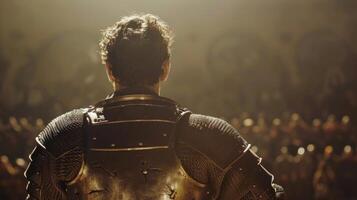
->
[0,117,45,200]
[0,113,356,199]
[230,113,357,200]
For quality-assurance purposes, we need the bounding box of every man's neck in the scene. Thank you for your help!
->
[113,83,160,95]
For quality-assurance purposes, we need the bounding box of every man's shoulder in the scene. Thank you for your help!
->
[36,108,89,158]
[177,113,249,170]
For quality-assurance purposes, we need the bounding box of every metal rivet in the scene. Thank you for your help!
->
[138,142,143,146]
[239,168,243,171]
[163,133,167,137]
[92,137,97,141]
[252,185,256,188]
[142,170,148,175]
[110,144,116,147]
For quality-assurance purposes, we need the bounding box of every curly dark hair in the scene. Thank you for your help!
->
[99,14,173,86]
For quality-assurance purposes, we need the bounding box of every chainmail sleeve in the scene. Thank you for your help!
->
[176,113,284,200]
[24,109,86,200]
[25,146,67,200]
[217,149,284,200]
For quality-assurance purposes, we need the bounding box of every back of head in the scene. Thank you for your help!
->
[99,14,173,87]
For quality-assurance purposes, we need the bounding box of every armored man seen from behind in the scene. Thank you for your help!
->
[24,14,284,200]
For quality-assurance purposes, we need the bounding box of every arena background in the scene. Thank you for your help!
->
[0,0,356,199]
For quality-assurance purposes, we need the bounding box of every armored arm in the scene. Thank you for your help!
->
[24,146,66,200]
[177,113,284,200]
[218,149,284,200]
[24,109,86,200]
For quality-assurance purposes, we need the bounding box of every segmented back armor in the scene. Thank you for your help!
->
[25,89,284,200]
[66,94,210,200]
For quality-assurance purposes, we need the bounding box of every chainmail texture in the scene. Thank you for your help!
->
[55,147,84,182]
[25,146,67,200]
[175,142,210,184]
[177,114,248,169]
[25,109,86,199]
[175,113,250,198]
[217,149,280,200]
[36,109,86,157]
[176,113,283,199]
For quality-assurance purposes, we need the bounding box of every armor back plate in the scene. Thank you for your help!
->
[67,95,210,200]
